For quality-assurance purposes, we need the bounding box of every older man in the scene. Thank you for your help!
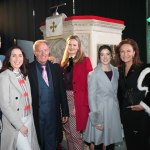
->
[28,40,69,150]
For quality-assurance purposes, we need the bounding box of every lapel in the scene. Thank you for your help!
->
[6,69,23,94]
[48,62,56,89]
[25,77,32,101]
[30,61,39,88]
[96,63,117,93]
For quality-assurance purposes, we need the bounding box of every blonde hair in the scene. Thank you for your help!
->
[33,40,49,52]
[60,35,85,67]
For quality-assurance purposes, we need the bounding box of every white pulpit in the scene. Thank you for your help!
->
[40,15,125,67]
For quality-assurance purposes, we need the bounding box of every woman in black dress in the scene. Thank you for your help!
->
[117,38,150,150]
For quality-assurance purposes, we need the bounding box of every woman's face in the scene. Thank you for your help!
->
[100,49,112,65]
[67,39,79,56]
[9,48,23,71]
[119,44,135,64]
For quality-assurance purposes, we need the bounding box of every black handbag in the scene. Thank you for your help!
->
[124,88,143,105]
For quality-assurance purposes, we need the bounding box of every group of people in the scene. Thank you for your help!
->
[0,35,150,150]
[0,39,69,150]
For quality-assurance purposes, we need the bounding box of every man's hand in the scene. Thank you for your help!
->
[49,56,56,64]
[127,104,144,111]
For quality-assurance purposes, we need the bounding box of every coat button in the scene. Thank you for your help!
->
[15,97,18,100]
[17,108,19,111]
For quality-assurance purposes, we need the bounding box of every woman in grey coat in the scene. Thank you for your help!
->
[0,46,40,150]
[84,45,123,150]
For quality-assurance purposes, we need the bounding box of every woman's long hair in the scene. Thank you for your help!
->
[0,46,28,79]
[116,38,142,67]
[60,35,85,68]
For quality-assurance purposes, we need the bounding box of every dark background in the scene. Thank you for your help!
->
[0,0,148,62]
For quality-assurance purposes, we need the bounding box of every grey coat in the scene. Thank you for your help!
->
[84,63,123,146]
[0,69,40,150]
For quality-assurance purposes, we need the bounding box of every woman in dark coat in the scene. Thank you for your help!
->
[117,38,150,150]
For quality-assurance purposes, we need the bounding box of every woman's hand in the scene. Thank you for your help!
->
[19,125,28,137]
[96,124,103,130]
[127,104,144,111]
[71,107,76,117]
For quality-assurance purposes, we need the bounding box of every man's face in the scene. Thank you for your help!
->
[34,43,50,65]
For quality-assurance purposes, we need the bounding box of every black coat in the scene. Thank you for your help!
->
[118,64,150,150]
[28,61,69,144]
[118,64,145,109]
[137,64,150,107]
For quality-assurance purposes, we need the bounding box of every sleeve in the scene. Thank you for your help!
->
[117,68,124,112]
[88,71,103,126]
[137,67,150,115]
[140,87,150,116]
[57,65,69,117]
[140,101,150,116]
[84,57,93,105]
[88,72,97,112]
[0,109,2,133]
[85,57,93,73]
[0,74,23,130]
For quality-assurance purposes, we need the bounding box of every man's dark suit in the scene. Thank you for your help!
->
[28,61,69,150]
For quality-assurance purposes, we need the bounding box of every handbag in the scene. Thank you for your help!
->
[124,88,143,105]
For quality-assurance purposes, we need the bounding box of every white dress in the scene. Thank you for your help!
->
[84,64,123,146]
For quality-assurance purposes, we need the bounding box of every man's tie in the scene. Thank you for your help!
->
[42,66,49,86]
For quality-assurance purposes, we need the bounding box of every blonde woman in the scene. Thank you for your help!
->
[61,35,93,150]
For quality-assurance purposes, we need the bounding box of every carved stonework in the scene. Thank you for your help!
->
[40,16,125,67]
[63,20,125,34]
[77,33,90,56]
[47,38,66,63]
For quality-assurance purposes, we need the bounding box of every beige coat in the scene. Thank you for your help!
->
[0,69,40,150]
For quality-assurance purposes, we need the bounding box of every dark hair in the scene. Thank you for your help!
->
[116,38,142,67]
[98,45,112,60]
[0,46,28,78]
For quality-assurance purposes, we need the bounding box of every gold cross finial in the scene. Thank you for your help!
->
[50,21,57,32]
